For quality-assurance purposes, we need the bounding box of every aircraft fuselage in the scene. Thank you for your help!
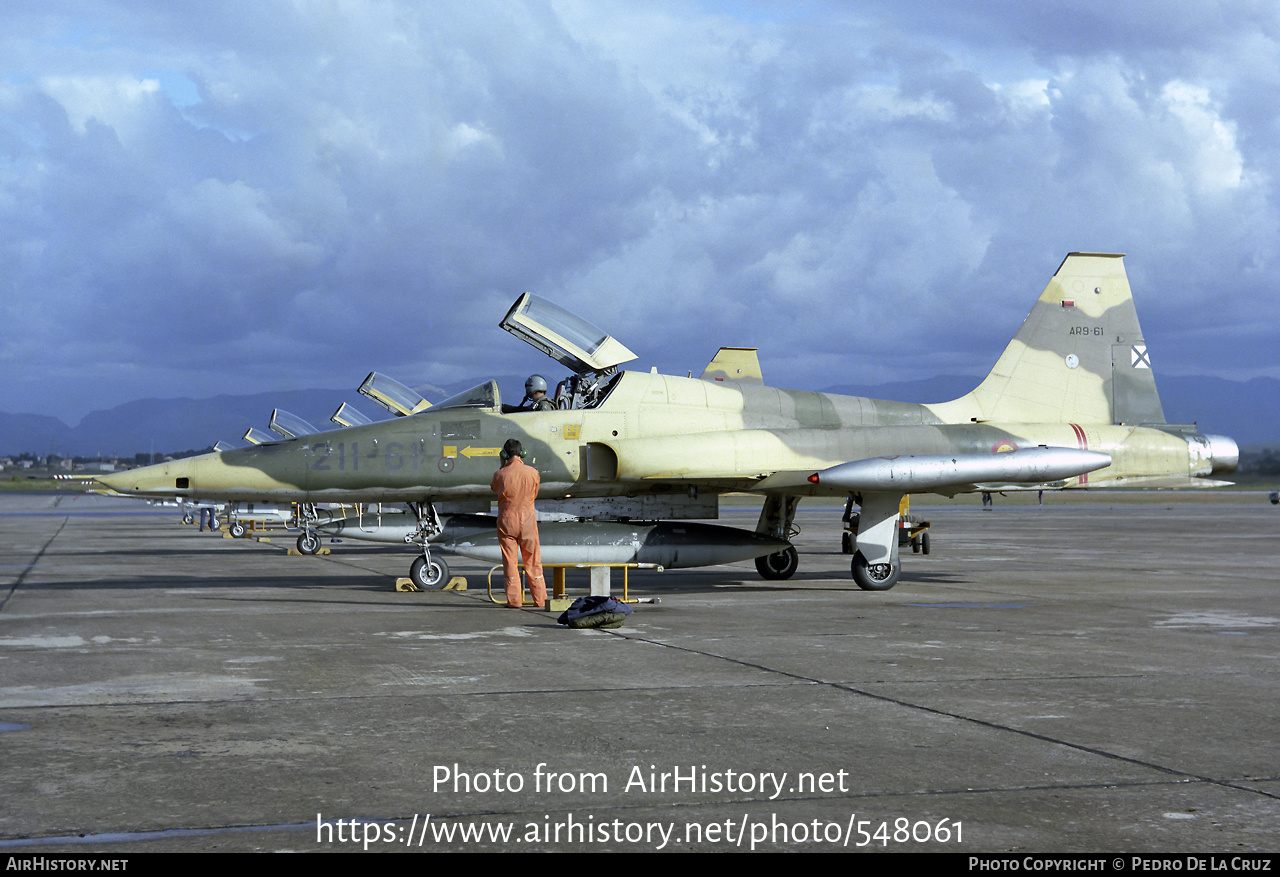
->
[100,369,1231,504]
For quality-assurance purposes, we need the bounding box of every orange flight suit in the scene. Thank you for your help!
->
[490,456,546,607]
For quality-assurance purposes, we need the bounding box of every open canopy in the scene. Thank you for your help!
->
[500,293,637,375]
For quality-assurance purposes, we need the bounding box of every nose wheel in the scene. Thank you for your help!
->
[410,553,450,589]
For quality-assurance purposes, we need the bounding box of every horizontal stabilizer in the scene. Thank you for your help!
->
[808,447,1112,493]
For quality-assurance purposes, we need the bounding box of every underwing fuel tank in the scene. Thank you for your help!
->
[808,447,1113,493]
[315,513,790,569]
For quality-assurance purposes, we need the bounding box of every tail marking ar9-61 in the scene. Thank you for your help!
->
[100,253,1237,591]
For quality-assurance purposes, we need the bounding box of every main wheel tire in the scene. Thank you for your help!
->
[755,546,799,580]
[410,555,449,590]
[182,513,195,524]
[840,531,853,554]
[852,551,899,591]
[297,532,320,555]
[229,522,247,538]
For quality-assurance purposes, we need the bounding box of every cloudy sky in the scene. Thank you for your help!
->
[2,0,1277,424]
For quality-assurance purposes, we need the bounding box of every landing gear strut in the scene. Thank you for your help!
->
[755,494,801,581]
[846,492,903,591]
[405,501,447,588]
[295,503,321,554]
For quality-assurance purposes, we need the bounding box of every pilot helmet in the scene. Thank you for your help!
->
[525,374,548,396]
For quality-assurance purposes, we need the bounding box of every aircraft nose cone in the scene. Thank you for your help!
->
[95,463,183,496]
[94,471,130,492]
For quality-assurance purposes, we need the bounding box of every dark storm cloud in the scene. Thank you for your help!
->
[1,1,1276,422]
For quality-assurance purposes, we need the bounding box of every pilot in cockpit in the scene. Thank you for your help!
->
[521,374,557,411]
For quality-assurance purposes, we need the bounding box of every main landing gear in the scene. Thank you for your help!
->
[851,551,899,591]
[754,495,801,580]
[755,546,799,580]
[844,492,904,591]
[752,492,908,590]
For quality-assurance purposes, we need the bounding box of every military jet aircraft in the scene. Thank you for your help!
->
[98,253,1238,591]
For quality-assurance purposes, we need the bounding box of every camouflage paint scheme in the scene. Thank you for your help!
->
[99,254,1237,589]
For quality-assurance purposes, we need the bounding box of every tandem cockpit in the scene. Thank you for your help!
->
[357,293,637,419]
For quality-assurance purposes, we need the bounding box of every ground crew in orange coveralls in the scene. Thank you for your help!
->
[490,439,546,608]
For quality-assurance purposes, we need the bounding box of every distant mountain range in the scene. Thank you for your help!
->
[2,389,365,459]
[3,374,1276,458]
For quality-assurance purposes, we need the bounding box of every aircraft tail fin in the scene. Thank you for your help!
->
[700,347,764,384]
[930,253,1167,425]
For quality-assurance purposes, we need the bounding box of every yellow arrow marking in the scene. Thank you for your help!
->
[461,446,501,458]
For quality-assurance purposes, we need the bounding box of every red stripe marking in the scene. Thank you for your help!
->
[1070,423,1088,483]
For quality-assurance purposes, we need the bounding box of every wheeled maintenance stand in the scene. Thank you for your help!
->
[487,562,662,608]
